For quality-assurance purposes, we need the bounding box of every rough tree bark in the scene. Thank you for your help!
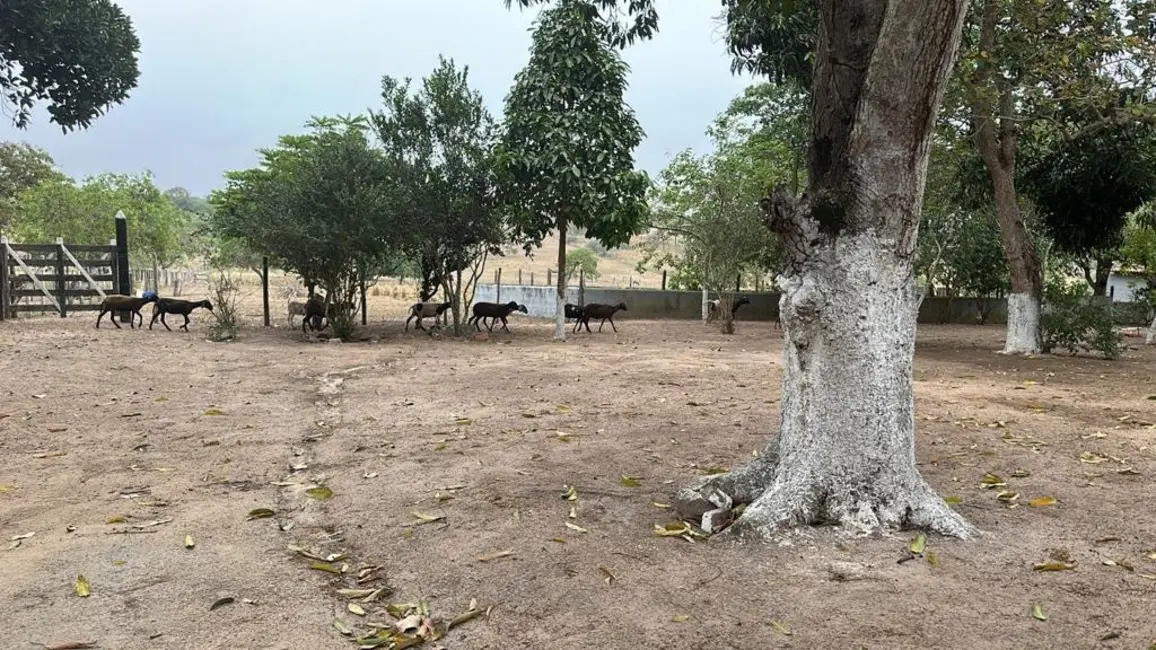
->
[675,0,976,540]
[554,218,567,341]
[971,0,1043,355]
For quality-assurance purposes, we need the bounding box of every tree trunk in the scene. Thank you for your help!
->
[1146,310,1155,345]
[989,163,1042,354]
[675,0,975,540]
[554,219,567,341]
[1092,257,1112,297]
[701,287,709,322]
[971,0,1042,355]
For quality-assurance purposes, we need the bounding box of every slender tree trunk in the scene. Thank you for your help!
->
[701,287,709,321]
[1092,257,1113,297]
[554,219,567,341]
[1146,311,1156,345]
[971,0,1042,355]
[675,0,975,540]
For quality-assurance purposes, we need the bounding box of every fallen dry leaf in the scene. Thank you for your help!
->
[620,475,642,488]
[333,618,353,636]
[909,534,927,555]
[654,522,690,537]
[305,486,333,500]
[1028,496,1056,508]
[770,620,792,636]
[246,508,275,520]
[1031,602,1047,621]
[184,534,195,549]
[477,549,515,563]
[203,408,226,416]
[309,562,342,574]
[74,575,91,597]
[599,566,616,585]
[410,512,444,525]
[981,473,1006,488]
[562,485,578,501]
[1033,561,1076,572]
[672,614,690,623]
[565,522,588,533]
[348,603,366,616]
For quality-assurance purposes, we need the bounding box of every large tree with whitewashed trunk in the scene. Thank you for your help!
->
[508,0,975,538]
[498,0,649,341]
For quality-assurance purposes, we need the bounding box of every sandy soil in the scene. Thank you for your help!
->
[1,314,1154,650]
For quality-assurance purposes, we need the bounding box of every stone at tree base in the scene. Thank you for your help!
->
[674,483,733,533]
[827,561,871,582]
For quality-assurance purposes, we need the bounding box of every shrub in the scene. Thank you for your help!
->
[1042,282,1122,359]
[207,270,242,341]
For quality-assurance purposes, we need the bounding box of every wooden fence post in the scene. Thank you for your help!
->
[54,237,67,318]
[496,267,502,303]
[518,268,523,285]
[530,272,534,286]
[579,267,585,306]
[0,233,8,321]
[261,256,270,327]
[662,269,667,291]
[735,273,741,293]
[359,264,367,326]
[546,268,552,288]
[114,211,132,323]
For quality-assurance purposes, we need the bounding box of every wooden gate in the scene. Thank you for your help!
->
[0,238,127,319]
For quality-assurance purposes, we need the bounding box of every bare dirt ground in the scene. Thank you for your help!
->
[1,313,1154,650]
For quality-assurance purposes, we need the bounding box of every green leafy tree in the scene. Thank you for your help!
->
[0,0,140,131]
[14,172,189,266]
[1020,121,1156,296]
[499,0,649,340]
[0,141,66,230]
[565,247,600,282]
[372,57,505,334]
[211,117,402,339]
[1120,206,1156,343]
[949,0,1156,353]
[504,0,974,538]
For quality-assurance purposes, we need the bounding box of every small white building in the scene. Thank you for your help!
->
[1107,270,1148,302]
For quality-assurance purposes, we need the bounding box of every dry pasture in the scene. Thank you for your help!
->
[1,316,1154,650]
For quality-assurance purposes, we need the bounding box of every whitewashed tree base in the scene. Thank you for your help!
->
[676,234,977,541]
[1001,292,1041,355]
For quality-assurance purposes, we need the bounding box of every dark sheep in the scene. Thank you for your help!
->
[564,303,582,322]
[706,296,751,324]
[95,294,159,329]
[301,294,334,333]
[406,301,452,331]
[468,301,528,333]
[149,298,213,331]
[574,302,627,333]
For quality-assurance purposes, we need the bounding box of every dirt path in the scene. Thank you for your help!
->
[1,318,1155,650]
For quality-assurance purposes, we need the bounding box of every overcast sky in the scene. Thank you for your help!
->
[1,0,752,197]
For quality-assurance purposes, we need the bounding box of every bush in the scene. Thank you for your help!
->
[207,270,242,341]
[585,239,608,256]
[1042,282,1122,359]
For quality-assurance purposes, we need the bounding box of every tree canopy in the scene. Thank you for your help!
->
[499,0,649,339]
[0,0,141,131]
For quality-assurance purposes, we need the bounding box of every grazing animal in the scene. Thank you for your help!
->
[405,301,452,331]
[705,296,751,324]
[95,294,159,329]
[287,299,307,326]
[149,298,213,331]
[564,303,582,322]
[302,294,330,333]
[574,302,627,333]
[468,301,528,333]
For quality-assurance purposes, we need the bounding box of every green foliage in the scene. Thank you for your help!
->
[210,117,402,339]
[640,83,791,319]
[1042,281,1123,359]
[498,0,649,252]
[565,247,600,281]
[371,56,504,328]
[0,0,140,131]
[502,0,658,49]
[13,172,189,266]
[1020,122,1156,259]
[205,270,241,342]
[0,141,66,230]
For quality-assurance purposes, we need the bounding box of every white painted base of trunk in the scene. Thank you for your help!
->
[1002,292,1041,355]
[1147,312,1156,345]
[553,290,566,341]
[676,233,976,540]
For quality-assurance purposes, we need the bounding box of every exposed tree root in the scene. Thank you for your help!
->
[676,455,978,542]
